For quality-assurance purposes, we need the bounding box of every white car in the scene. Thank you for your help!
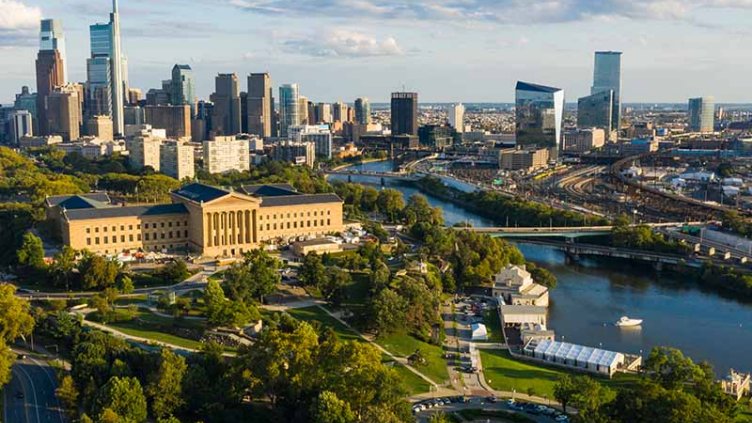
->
[555,415,569,422]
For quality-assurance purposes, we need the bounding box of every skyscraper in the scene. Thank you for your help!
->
[210,73,242,136]
[515,81,564,152]
[9,110,33,145]
[35,50,64,136]
[279,84,300,137]
[39,19,67,84]
[591,51,621,132]
[47,85,82,142]
[171,64,195,114]
[247,73,272,138]
[577,90,614,136]
[333,102,348,123]
[448,103,465,133]
[354,97,371,125]
[86,23,113,118]
[298,95,309,125]
[688,97,715,133]
[391,92,418,136]
[110,0,125,136]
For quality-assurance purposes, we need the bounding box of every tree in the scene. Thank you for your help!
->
[568,375,614,423]
[527,262,557,289]
[0,340,15,386]
[147,349,188,418]
[79,254,119,289]
[50,246,76,290]
[643,347,705,390]
[56,374,80,418]
[116,275,134,294]
[554,375,577,412]
[320,268,351,306]
[16,231,45,269]
[94,376,148,423]
[377,189,405,222]
[204,279,260,327]
[370,288,407,335]
[0,283,35,342]
[158,260,189,284]
[223,250,280,303]
[311,391,356,423]
[299,252,327,288]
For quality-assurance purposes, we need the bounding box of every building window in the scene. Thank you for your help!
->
[86,228,91,234]
[137,234,141,241]
[294,222,297,228]
[327,219,330,225]
[86,238,91,245]
[121,235,125,242]
[145,234,150,241]
[103,237,108,244]
[137,224,141,229]
[112,236,116,243]
[320,219,324,226]
[161,233,165,239]
[129,225,133,230]
[184,230,188,237]
[103,227,107,232]
[120,225,124,231]
[161,222,165,228]
[112,226,116,232]
[169,222,173,227]
[95,237,100,244]
[129,235,133,242]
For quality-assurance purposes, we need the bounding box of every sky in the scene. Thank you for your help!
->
[2,0,752,104]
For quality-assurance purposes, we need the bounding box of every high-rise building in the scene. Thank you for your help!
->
[298,95,309,125]
[39,19,67,83]
[577,90,614,137]
[86,115,114,141]
[354,97,371,125]
[9,110,33,145]
[247,73,272,138]
[46,85,82,142]
[448,103,464,133]
[333,101,348,123]
[562,128,606,152]
[279,84,300,138]
[35,50,64,136]
[289,124,332,159]
[316,103,332,124]
[273,141,316,168]
[210,74,242,136]
[160,140,195,181]
[86,23,113,119]
[110,0,126,136]
[688,97,715,133]
[203,136,250,174]
[127,128,164,171]
[391,92,418,136]
[515,81,564,153]
[171,64,195,115]
[144,105,192,139]
[591,51,621,132]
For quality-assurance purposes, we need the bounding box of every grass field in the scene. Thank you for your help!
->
[286,306,363,342]
[344,272,371,305]
[479,350,638,399]
[106,321,204,350]
[383,357,433,396]
[376,331,448,385]
[482,309,504,343]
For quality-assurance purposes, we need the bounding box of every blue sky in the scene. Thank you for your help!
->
[2,0,752,104]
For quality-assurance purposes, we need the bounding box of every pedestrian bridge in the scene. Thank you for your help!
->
[324,169,421,182]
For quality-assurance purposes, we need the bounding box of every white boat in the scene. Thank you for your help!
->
[615,316,643,327]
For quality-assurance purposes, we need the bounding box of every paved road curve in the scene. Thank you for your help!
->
[3,352,66,423]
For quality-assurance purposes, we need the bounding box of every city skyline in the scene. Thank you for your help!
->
[3,0,752,104]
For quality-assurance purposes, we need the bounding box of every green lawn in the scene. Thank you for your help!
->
[482,309,504,343]
[114,295,148,306]
[383,357,432,396]
[376,331,449,385]
[285,306,363,342]
[480,350,638,399]
[345,272,371,305]
[106,321,204,350]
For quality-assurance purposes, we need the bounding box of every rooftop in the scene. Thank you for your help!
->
[241,184,299,197]
[172,183,231,203]
[46,193,112,209]
[500,305,547,315]
[260,193,342,207]
[64,203,188,221]
[527,339,624,368]
[516,81,562,94]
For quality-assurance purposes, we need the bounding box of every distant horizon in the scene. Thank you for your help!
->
[3,0,752,105]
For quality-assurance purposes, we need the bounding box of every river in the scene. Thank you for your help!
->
[331,160,752,375]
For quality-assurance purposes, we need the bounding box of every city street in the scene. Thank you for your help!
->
[3,351,66,423]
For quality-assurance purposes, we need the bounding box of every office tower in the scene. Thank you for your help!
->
[171,64,195,114]
[145,105,191,139]
[515,81,564,152]
[160,140,195,180]
[688,97,715,133]
[247,73,272,138]
[354,98,371,125]
[193,101,213,141]
[210,74,242,136]
[316,103,332,124]
[577,90,614,137]
[127,129,164,171]
[289,124,332,159]
[9,111,33,145]
[391,92,418,136]
[298,95,309,125]
[203,136,250,174]
[146,86,170,106]
[110,0,125,135]
[448,103,464,133]
[86,115,114,141]
[40,19,67,83]
[240,92,248,133]
[279,84,300,137]
[333,102,348,123]
[562,128,606,152]
[273,141,316,168]
[14,87,37,120]
[86,22,113,118]
[591,51,621,132]
[124,106,145,126]
[46,85,82,142]
[35,51,64,136]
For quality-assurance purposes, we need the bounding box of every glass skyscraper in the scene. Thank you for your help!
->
[279,84,300,138]
[577,90,613,136]
[40,19,67,83]
[171,64,195,114]
[591,51,621,132]
[688,97,715,133]
[515,81,564,151]
[390,92,418,136]
[354,97,371,125]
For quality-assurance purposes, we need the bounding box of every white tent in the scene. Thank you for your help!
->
[470,323,488,341]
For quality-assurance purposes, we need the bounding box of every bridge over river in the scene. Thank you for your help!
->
[455,222,701,238]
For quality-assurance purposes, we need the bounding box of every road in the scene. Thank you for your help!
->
[3,351,66,423]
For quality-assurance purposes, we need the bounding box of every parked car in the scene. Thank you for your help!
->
[555,415,570,422]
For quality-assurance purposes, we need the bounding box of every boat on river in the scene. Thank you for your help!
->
[615,316,643,327]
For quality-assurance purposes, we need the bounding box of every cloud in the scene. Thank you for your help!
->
[281,29,404,58]
[229,0,752,24]
[0,0,41,46]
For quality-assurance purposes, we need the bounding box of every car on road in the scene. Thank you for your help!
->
[555,415,570,422]
[16,353,26,360]
[486,395,498,403]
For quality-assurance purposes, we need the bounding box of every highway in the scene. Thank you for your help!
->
[3,351,66,423]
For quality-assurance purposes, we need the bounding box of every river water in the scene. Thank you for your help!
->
[331,160,752,375]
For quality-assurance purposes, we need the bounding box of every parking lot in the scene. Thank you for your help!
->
[413,395,569,422]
